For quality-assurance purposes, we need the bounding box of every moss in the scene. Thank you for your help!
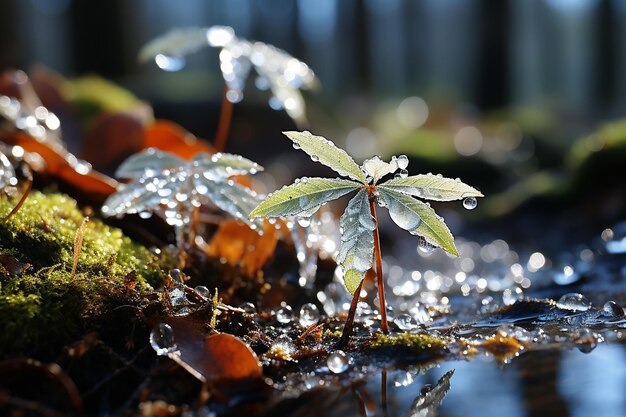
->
[0,191,162,287]
[0,191,167,357]
[370,332,447,352]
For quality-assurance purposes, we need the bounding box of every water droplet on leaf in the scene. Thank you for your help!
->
[240,302,256,314]
[194,285,210,297]
[327,350,349,373]
[417,237,436,254]
[602,301,624,317]
[150,323,177,356]
[395,155,409,170]
[556,293,592,312]
[463,197,478,210]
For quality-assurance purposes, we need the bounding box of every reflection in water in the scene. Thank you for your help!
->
[559,345,626,417]
[405,369,453,417]
[517,350,569,417]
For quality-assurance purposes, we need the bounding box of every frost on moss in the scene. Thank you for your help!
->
[0,191,164,357]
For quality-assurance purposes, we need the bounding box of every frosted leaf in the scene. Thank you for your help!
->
[194,176,264,230]
[139,26,317,126]
[249,177,359,218]
[283,131,367,183]
[116,148,185,179]
[361,155,398,184]
[378,187,458,256]
[194,152,263,179]
[337,189,375,294]
[138,27,214,63]
[381,175,483,201]
[103,149,263,233]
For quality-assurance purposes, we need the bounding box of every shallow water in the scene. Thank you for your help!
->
[283,342,626,417]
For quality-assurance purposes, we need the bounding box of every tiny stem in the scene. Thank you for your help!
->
[3,168,32,222]
[338,278,364,348]
[369,198,388,334]
[214,85,234,152]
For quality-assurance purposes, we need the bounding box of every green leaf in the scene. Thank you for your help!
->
[249,178,359,218]
[380,175,483,201]
[337,189,375,294]
[378,187,458,256]
[283,131,367,183]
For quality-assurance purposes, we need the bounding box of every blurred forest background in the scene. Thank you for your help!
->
[1,0,625,244]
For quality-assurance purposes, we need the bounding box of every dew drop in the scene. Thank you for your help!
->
[394,313,418,330]
[240,302,256,314]
[463,197,478,210]
[602,301,624,317]
[299,303,320,327]
[311,155,319,162]
[396,154,409,170]
[150,323,177,356]
[417,237,436,254]
[194,285,210,297]
[292,142,301,150]
[556,293,592,312]
[327,350,349,373]
[276,305,294,324]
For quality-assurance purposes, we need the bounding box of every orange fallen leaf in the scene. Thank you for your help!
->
[143,120,214,160]
[205,220,278,277]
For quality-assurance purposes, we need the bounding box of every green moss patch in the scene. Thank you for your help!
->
[371,332,447,352]
[0,191,165,357]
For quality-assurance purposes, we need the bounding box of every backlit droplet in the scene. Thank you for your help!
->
[396,154,409,170]
[327,350,349,373]
[240,302,256,314]
[276,305,294,324]
[310,155,319,162]
[299,303,320,327]
[292,142,301,149]
[194,285,210,297]
[394,313,418,330]
[463,197,477,210]
[150,323,177,356]
[602,301,624,317]
[556,293,592,312]
[417,237,436,254]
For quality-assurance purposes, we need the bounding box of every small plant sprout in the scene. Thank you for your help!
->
[250,131,483,341]
[102,148,264,266]
[139,26,318,150]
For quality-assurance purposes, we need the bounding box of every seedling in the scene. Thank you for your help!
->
[250,131,482,341]
[139,26,317,151]
[102,148,264,266]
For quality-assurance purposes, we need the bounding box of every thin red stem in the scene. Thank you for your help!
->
[3,169,32,222]
[369,198,388,334]
[214,85,234,152]
[338,278,364,348]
